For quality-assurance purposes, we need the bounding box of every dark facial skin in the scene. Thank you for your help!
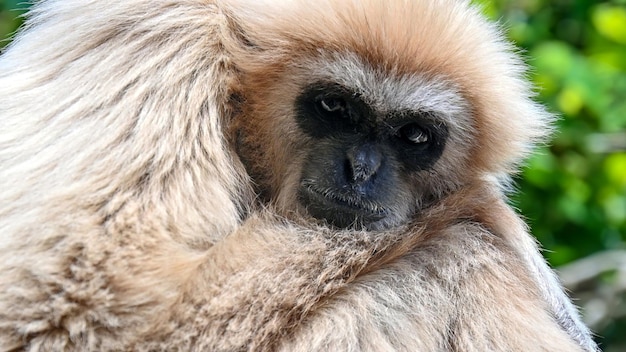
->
[295,82,448,230]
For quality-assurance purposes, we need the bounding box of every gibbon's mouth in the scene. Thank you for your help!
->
[298,184,388,229]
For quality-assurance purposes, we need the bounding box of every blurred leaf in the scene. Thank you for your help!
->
[592,4,626,44]
[522,150,558,188]
[532,41,575,77]
[549,245,577,265]
[557,85,585,116]
[0,0,28,48]
[604,153,626,187]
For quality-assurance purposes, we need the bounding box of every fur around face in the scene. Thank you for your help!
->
[0,0,598,351]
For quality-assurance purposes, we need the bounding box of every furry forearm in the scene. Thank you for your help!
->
[128,213,405,351]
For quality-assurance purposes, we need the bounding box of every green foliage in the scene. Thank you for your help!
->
[1,0,625,349]
[0,0,26,48]
[474,0,626,263]
[475,0,626,349]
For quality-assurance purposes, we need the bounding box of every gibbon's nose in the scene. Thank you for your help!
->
[347,144,382,184]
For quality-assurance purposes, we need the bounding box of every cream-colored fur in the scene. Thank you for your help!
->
[0,0,598,351]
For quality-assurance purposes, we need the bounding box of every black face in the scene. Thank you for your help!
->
[295,82,448,230]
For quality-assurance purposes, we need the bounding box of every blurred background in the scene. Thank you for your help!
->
[1,0,625,350]
[475,1,626,350]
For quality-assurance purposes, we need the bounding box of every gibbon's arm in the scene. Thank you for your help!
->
[278,222,588,352]
[134,213,407,351]
[127,191,597,352]
[128,200,589,352]
[0,194,591,351]
[136,188,593,352]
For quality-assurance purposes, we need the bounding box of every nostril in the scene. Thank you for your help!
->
[347,144,382,183]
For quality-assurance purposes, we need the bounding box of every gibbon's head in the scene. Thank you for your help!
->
[226,0,552,230]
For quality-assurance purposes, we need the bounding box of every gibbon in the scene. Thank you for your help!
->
[0,0,599,351]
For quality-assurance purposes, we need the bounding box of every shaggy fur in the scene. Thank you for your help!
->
[0,0,598,351]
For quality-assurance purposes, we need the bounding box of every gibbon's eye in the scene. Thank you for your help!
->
[317,96,346,114]
[399,123,429,144]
